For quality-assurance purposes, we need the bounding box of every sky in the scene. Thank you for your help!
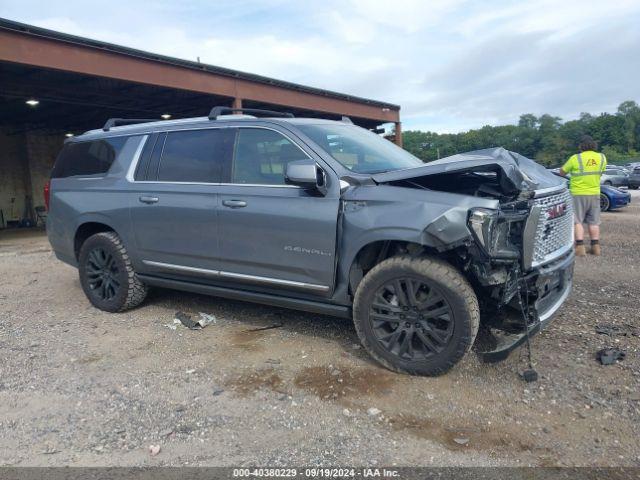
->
[3,0,640,132]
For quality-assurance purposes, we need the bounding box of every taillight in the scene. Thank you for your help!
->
[44,180,51,211]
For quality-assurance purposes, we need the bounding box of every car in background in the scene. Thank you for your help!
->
[601,167,629,187]
[628,166,640,189]
[547,168,631,211]
[600,184,631,211]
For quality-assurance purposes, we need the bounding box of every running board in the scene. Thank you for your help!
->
[138,274,352,319]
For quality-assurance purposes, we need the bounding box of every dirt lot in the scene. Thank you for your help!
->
[1,191,639,467]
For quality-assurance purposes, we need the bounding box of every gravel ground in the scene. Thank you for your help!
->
[1,190,639,467]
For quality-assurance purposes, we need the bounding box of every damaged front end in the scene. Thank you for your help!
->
[462,194,574,362]
[371,147,575,362]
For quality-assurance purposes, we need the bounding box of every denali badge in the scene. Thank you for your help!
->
[284,245,332,257]
[546,203,567,220]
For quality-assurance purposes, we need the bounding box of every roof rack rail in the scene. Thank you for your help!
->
[208,106,294,120]
[103,118,159,131]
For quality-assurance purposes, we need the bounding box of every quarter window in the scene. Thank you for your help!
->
[232,128,309,185]
[52,137,127,178]
[157,129,234,183]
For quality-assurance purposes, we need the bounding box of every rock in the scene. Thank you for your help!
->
[342,408,351,417]
[367,407,381,416]
[149,444,161,456]
[212,388,225,396]
[453,437,469,445]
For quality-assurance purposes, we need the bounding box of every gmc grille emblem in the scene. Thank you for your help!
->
[547,203,567,220]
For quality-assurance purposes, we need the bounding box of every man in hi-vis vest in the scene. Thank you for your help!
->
[560,135,606,257]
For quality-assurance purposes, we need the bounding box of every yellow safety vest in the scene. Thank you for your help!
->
[562,151,607,195]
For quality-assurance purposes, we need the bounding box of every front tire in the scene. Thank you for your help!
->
[78,231,148,312]
[353,255,479,376]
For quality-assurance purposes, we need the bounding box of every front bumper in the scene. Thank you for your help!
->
[610,192,631,209]
[479,250,574,362]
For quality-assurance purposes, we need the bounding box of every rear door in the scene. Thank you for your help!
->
[128,128,234,276]
[217,126,340,296]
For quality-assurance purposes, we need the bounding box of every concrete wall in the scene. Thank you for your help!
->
[25,132,63,210]
[0,128,62,227]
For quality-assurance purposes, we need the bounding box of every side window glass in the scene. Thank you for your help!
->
[51,137,127,178]
[157,129,233,183]
[232,128,309,185]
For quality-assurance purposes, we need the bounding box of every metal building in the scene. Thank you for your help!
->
[0,18,401,227]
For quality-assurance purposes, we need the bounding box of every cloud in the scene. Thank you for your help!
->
[3,0,640,132]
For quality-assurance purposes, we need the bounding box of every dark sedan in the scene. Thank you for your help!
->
[629,166,640,189]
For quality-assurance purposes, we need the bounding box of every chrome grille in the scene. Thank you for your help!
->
[531,189,574,266]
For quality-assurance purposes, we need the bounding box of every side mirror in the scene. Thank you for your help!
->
[285,159,327,195]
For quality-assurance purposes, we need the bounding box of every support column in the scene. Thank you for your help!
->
[232,97,243,110]
[394,122,402,147]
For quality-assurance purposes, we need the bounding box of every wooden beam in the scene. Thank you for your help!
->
[0,30,399,123]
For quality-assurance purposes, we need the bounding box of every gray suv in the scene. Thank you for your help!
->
[46,107,574,376]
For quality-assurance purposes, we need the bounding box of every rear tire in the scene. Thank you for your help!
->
[353,255,479,376]
[600,193,610,212]
[78,231,148,312]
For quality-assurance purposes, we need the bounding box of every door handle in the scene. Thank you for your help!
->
[139,195,159,204]
[222,199,247,208]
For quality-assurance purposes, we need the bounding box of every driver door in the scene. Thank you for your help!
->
[217,126,340,296]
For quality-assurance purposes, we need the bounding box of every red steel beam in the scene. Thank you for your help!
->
[0,30,399,124]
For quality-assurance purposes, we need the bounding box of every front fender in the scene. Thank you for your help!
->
[332,185,498,302]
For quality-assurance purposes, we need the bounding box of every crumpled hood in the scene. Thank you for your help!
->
[372,147,563,194]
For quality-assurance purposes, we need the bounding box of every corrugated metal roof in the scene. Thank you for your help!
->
[0,17,400,111]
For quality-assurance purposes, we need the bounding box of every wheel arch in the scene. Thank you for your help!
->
[74,221,117,260]
[346,238,454,297]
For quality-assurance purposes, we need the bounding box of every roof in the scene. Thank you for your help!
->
[0,17,399,111]
[76,115,347,140]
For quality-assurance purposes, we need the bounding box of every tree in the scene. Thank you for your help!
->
[402,100,640,166]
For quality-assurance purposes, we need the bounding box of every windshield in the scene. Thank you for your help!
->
[298,124,423,174]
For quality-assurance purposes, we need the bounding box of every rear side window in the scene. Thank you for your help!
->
[51,137,127,178]
[156,129,234,182]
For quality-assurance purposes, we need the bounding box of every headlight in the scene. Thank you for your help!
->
[468,208,520,259]
[468,208,496,251]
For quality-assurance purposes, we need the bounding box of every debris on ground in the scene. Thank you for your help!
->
[367,407,381,416]
[244,324,283,332]
[212,388,225,396]
[148,445,161,456]
[173,311,217,330]
[595,324,639,337]
[596,348,627,365]
[197,312,216,328]
[453,437,470,446]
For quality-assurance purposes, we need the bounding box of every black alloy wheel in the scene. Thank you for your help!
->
[85,247,121,301]
[353,255,479,376]
[369,277,454,360]
[78,231,148,312]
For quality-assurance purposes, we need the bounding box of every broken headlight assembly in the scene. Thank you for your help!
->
[468,208,523,260]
